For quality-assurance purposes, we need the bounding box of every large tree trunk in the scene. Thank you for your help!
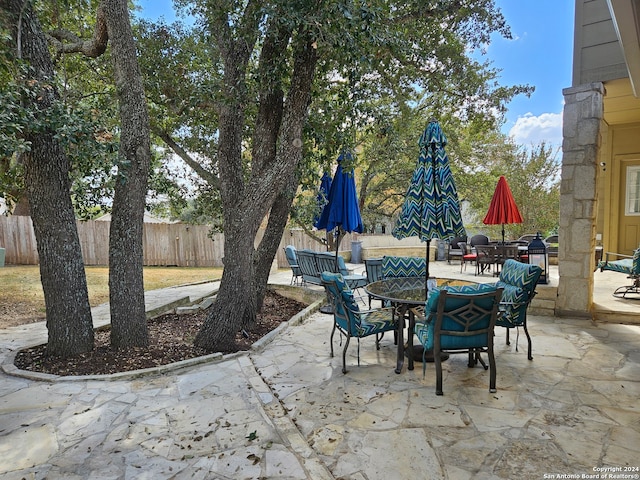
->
[102,0,151,348]
[195,31,317,351]
[254,175,300,307]
[1,0,94,356]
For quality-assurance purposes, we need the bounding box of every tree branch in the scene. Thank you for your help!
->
[47,4,108,58]
[152,126,220,189]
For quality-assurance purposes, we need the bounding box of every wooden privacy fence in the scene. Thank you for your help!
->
[0,217,224,267]
[0,217,353,268]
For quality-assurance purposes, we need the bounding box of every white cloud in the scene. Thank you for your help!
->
[508,112,563,148]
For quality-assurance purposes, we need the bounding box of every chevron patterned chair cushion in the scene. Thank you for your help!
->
[495,259,542,328]
[382,256,426,278]
[497,259,541,291]
[491,259,542,360]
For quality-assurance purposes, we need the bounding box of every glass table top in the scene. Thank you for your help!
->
[365,277,475,305]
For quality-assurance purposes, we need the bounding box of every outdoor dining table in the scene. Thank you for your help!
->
[478,243,527,276]
[365,277,476,374]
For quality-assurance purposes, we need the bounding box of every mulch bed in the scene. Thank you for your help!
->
[14,290,307,376]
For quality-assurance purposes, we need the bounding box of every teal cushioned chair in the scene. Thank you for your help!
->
[316,252,368,290]
[381,256,426,278]
[494,259,542,360]
[414,283,503,395]
[597,245,640,298]
[321,271,397,374]
[284,245,302,286]
[364,257,383,307]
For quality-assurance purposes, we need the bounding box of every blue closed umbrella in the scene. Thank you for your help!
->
[313,171,333,229]
[392,120,465,283]
[316,151,364,265]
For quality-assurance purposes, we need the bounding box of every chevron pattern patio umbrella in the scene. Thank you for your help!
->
[392,120,466,284]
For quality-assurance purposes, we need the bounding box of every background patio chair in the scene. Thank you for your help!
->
[364,257,383,307]
[469,234,490,249]
[516,234,537,244]
[321,271,396,373]
[316,252,368,291]
[544,234,559,259]
[495,244,521,275]
[494,259,543,359]
[475,245,496,276]
[414,283,503,395]
[446,236,467,263]
[284,245,303,286]
[598,246,640,298]
[459,242,477,273]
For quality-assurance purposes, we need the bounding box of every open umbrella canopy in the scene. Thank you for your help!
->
[313,171,333,229]
[316,151,364,236]
[483,175,523,243]
[392,120,465,280]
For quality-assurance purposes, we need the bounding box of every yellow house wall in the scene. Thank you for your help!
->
[595,121,608,250]
[602,122,640,253]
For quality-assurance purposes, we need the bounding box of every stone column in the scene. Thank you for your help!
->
[557,82,604,315]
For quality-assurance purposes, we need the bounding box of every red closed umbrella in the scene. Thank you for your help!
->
[483,176,523,243]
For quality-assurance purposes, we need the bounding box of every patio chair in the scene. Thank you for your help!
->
[317,252,368,290]
[364,257,383,307]
[414,283,503,395]
[284,245,303,286]
[475,245,496,276]
[495,244,521,275]
[517,234,537,244]
[470,234,490,249]
[494,259,543,360]
[321,271,397,373]
[381,256,426,278]
[598,246,640,298]
[446,236,467,263]
[545,235,559,258]
[459,242,477,273]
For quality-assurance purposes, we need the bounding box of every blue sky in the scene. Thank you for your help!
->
[136,0,574,148]
[486,0,575,148]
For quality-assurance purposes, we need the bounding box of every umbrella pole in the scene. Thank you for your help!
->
[502,224,505,244]
[425,241,430,301]
[334,227,342,272]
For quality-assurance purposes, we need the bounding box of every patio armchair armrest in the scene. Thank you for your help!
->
[602,251,633,263]
[348,292,372,305]
[409,305,427,322]
[342,302,394,317]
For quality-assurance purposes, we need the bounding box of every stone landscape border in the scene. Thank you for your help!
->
[1,285,324,383]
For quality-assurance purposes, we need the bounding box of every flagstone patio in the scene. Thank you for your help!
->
[0,260,638,479]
